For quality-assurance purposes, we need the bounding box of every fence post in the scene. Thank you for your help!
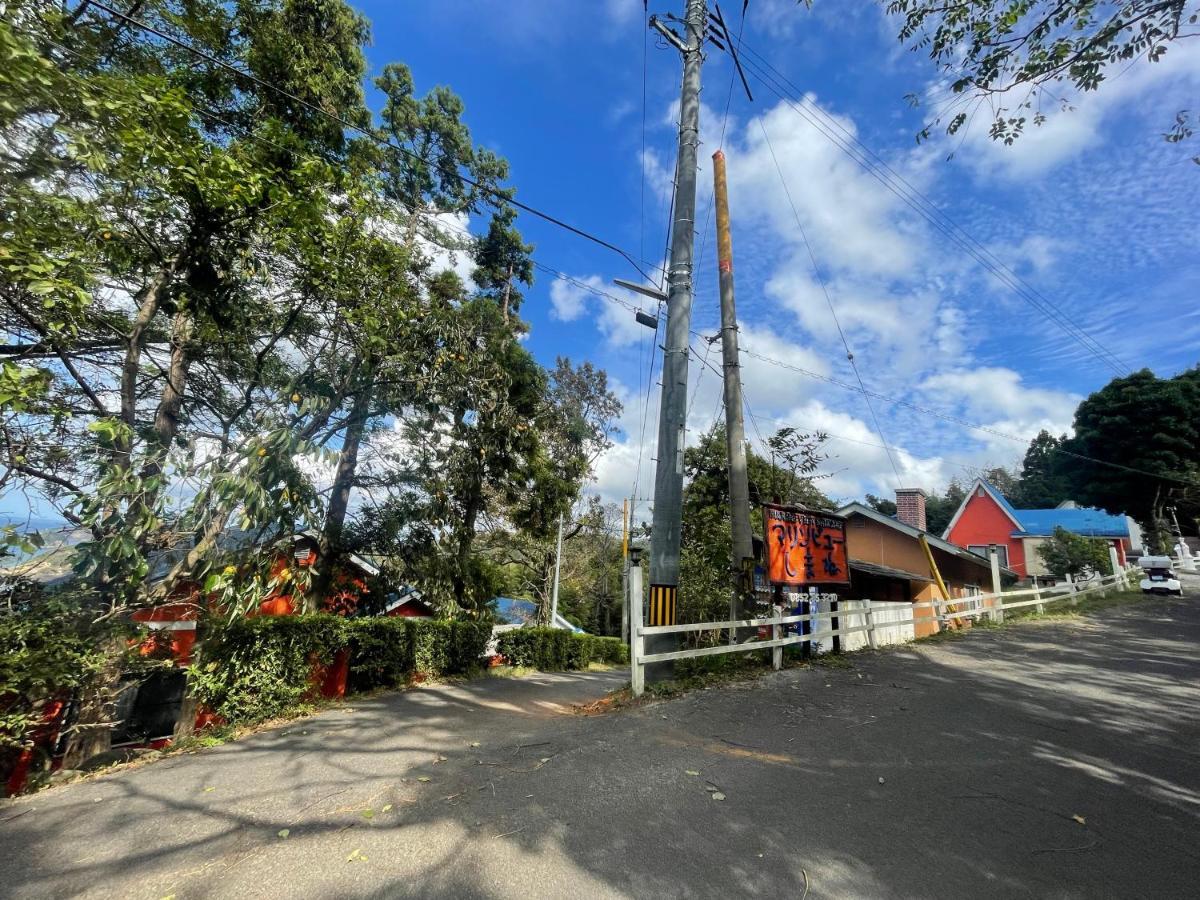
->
[863,598,878,650]
[772,604,783,671]
[1108,545,1122,592]
[1032,575,1044,615]
[988,545,1004,623]
[1065,572,1077,607]
[629,548,645,697]
[621,559,630,644]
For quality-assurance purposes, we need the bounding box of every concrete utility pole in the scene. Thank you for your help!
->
[621,498,630,643]
[646,0,705,679]
[711,149,754,624]
[550,513,564,626]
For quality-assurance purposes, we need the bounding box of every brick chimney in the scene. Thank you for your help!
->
[895,488,928,532]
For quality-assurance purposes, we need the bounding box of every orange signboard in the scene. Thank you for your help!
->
[763,505,850,587]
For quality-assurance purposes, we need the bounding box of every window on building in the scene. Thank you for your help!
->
[967,545,1008,567]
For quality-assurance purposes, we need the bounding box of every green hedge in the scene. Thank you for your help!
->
[497,628,628,671]
[346,617,491,691]
[0,602,117,754]
[190,615,347,725]
[193,615,493,724]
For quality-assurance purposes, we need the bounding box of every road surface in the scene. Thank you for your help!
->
[2,588,1198,898]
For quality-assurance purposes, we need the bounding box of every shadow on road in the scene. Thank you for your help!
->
[2,598,1198,899]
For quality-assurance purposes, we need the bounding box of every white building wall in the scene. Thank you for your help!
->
[828,600,915,652]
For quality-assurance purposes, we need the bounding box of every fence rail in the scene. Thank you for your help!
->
[630,564,1137,696]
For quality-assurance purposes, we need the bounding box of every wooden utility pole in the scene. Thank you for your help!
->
[711,149,754,625]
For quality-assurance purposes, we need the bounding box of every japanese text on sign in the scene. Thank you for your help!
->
[763,505,851,587]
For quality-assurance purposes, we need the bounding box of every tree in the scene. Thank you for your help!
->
[307,61,513,602]
[473,358,622,622]
[0,0,379,761]
[756,427,832,508]
[925,477,967,536]
[680,425,831,628]
[881,0,1199,161]
[1015,430,1073,508]
[1,0,370,599]
[865,493,897,516]
[1059,367,1200,553]
[1037,526,1113,577]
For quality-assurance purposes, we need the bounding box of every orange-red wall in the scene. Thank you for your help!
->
[945,491,1025,576]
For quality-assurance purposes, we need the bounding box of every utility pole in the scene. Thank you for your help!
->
[550,512,564,627]
[646,0,706,680]
[621,498,631,643]
[711,148,754,626]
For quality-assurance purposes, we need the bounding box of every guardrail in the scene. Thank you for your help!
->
[630,564,1137,696]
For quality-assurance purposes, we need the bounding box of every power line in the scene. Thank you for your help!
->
[639,0,649,265]
[737,43,1129,375]
[738,345,1200,488]
[694,2,748,279]
[689,343,1001,486]
[734,43,1130,377]
[746,411,994,481]
[754,115,903,486]
[42,7,1176,492]
[685,339,714,423]
[18,27,686,494]
[76,0,662,284]
[27,31,658,333]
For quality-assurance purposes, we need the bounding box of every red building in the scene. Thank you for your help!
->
[942,479,1133,580]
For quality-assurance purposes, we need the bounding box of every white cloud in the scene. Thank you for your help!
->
[640,147,675,207]
[729,100,928,279]
[920,367,1079,429]
[946,45,1200,179]
[604,0,642,26]
[548,276,593,322]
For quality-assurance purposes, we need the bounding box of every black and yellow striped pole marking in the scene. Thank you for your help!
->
[648,584,677,626]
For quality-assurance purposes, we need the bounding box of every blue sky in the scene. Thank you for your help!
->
[360,0,1199,511]
[7,1,1199,530]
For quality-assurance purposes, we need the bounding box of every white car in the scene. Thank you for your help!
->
[1138,556,1183,596]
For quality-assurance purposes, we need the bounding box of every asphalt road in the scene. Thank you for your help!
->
[3,585,1198,899]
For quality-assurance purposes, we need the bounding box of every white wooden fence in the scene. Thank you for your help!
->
[630,564,1137,696]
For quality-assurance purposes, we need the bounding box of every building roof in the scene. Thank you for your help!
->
[941,478,1024,539]
[849,559,933,583]
[837,501,1017,577]
[940,478,1130,540]
[1010,507,1129,538]
[492,597,584,633]
[382,585,432,615]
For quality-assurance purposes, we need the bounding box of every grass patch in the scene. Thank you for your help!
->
[809,651,855,668]
[998,587,1150,624]
[593,645,855,711]
[486,664,541,679]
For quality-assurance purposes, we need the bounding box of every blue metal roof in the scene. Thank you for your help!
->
[492,597,584,632]
[1011,507,1129,538]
